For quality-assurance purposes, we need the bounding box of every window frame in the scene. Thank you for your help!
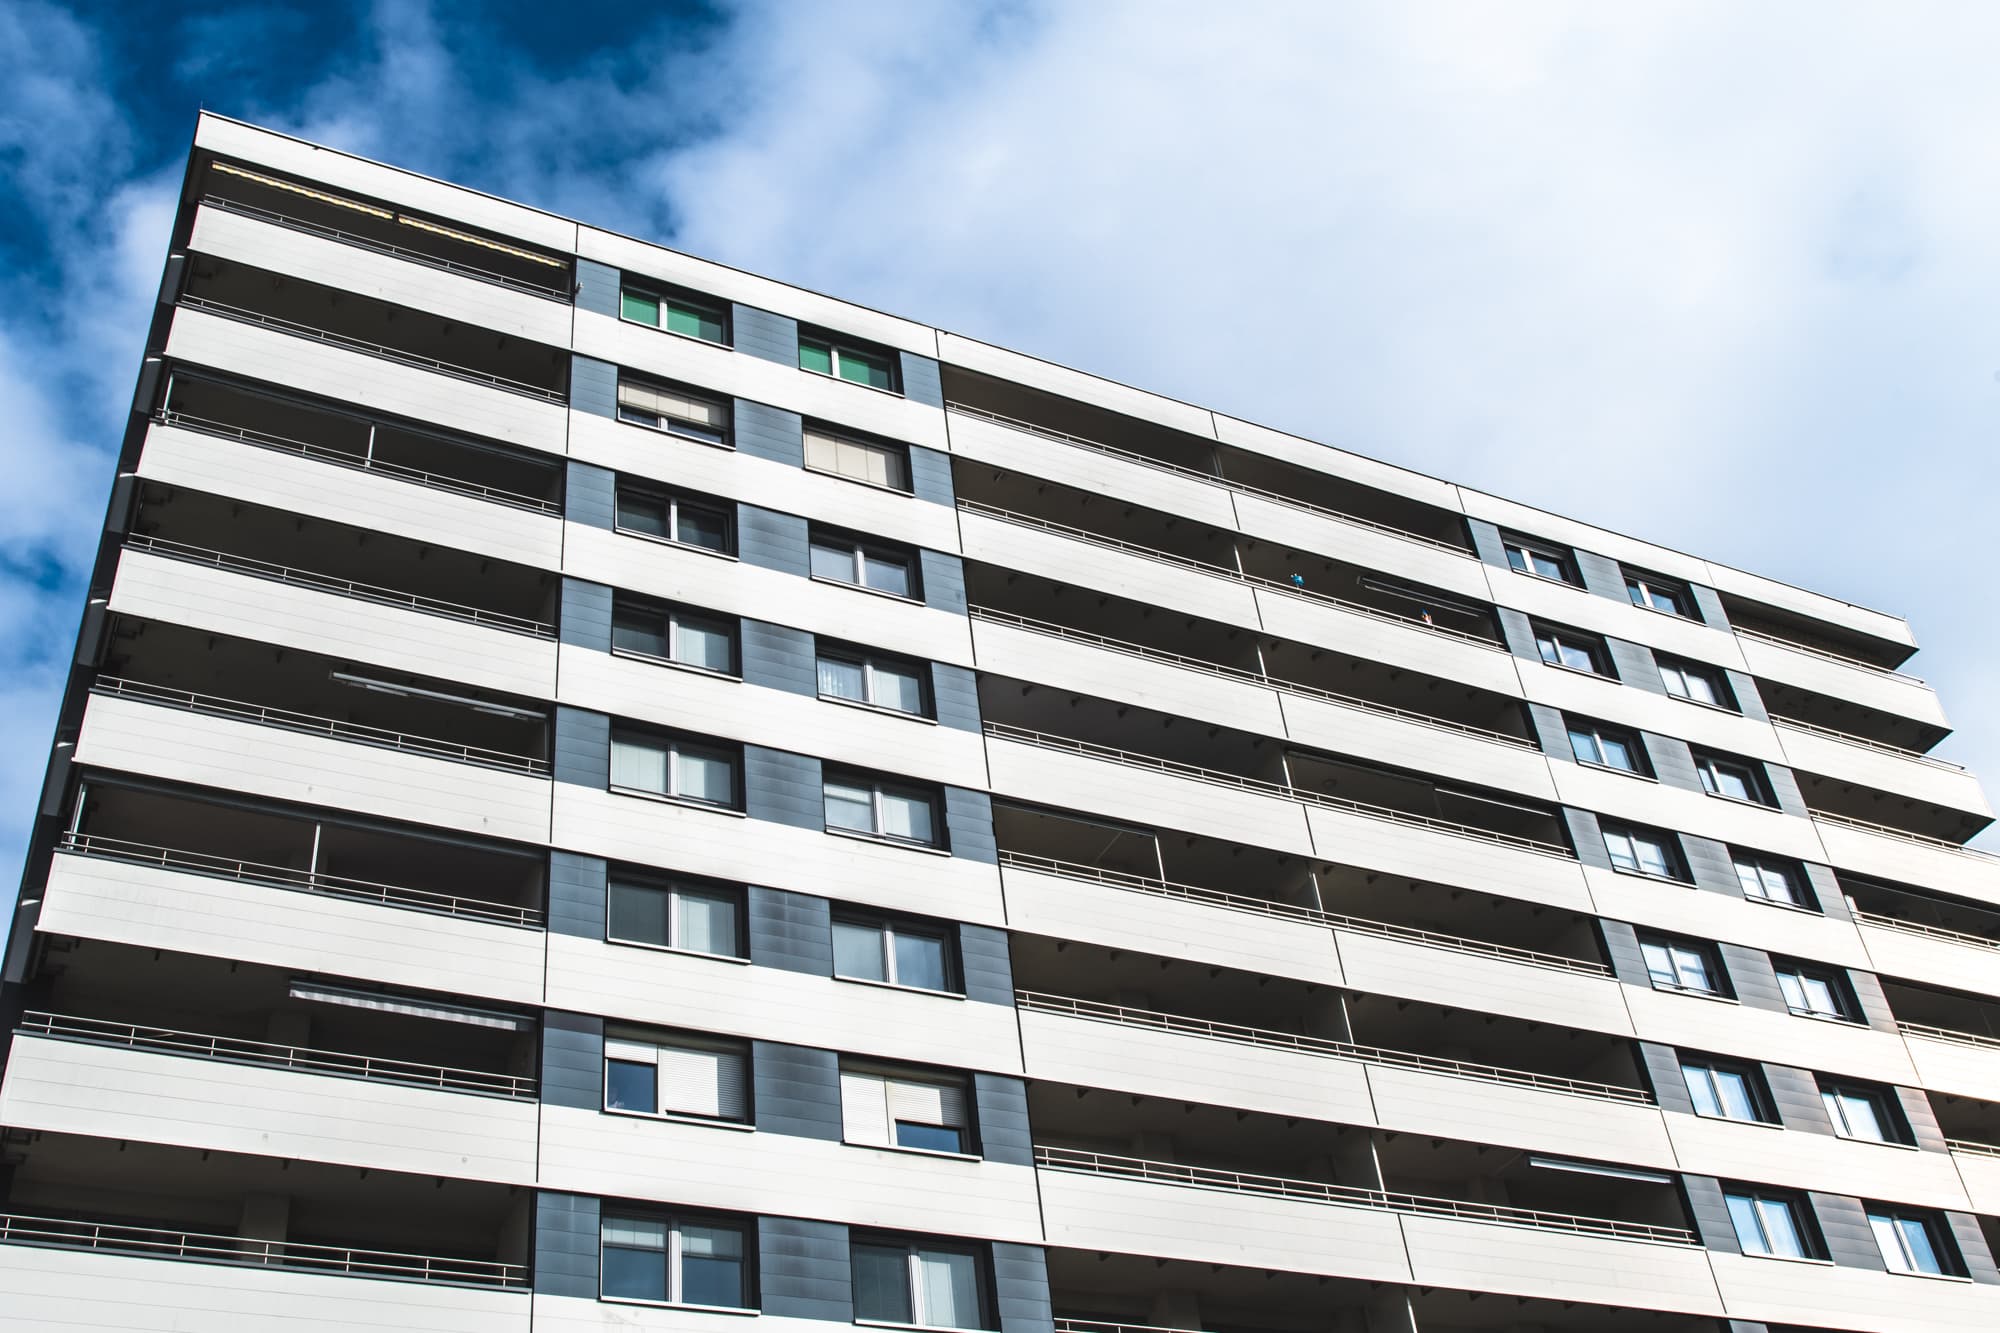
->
[799,331,901,394]
[1601,821,1687,882]
[603,1028,752,1126]
[1502,534,1580,586]
[1867,1206,1963,1277]
[1566,717,1649,776]
[1637,932,1728,998]
[615,373,732,447]
[600,1210,755,1310]
[1681,1056,1775,1124]
[850,1234,993,1330]
[803,423,913,493]
[605,873,747,961]
[839,1060,978,1157]
[618,283,731,347]
[817,644,932,719]
[609,726,743,810]
[1533,623,1612,676]
[1694,750,1775,807]
[831,913,962,995]
[1819,1079,1912,1145]
[1723,1187,1823,1261]
[809,530,921,600]
[614,482,736,557]
[1657,655,1737,711]
[1774,960,1860,1023]
[611,594,741,677]
[823,769,945,848]
[1731,850,1817,911]
[1626,570,1693,618]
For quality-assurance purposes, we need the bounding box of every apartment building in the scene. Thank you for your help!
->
[1,111,1998,1332]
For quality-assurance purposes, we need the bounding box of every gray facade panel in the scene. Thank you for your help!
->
[533,1191,601,1298]
[1562,808,1611,871]
[566,459,618,531]
[554,706,611,788]
[559,578,614,653]
[1683,834,1748,898]
[1718,943,1787,1014]
[1725,668,1770,721]
[746,746,824,830]
[571,355,619,421]
[1639,1041,1696,1114]
[549,850,608,941]
[1763,762,1811,818]
[742,619,819,696]
[1762,1063,1836,1135]
[1640,732,1702,793]
[1465,518,1508,569]
[750,887,834,976]
[1605,637,1667,694]
[932,663,982,732]
[900,351,944,409]
[574,258,620,320]
[737,398,805,467]
[1846,968,1898,1033]
[991,1242,1055,1333]
[909,444,955,506]
[753,1041,844,1141]
[1681,1175,1742,1253]
[1597,919,1654,988]
[920,550,968,615]
[542,1011,606,1111]
[973,1074,1034,1166]
[1947,1211,2000,1283]
[945,786,997,863]
[739,505,811,578]
[1496,606,1538,659]
[1898,1084,1950,1151]
[1526,703,1570,757]
[758,1217,852,1321]
[1802,862,1846,918]
[1690,583,1731,630]
[735,305,799,367]
[1811,1192,1887,1270]
[959,924,1015,1005]
[1573,549,1627,602]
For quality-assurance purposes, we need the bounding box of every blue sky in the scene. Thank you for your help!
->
[2,0,1997,904]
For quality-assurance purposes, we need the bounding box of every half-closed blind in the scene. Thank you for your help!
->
[658,1037,747,1119]
[805,428,908,490]
[621,379,726,429]
[842,1066,966,1144]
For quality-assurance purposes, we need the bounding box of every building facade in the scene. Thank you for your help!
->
[2,113,1998,1332]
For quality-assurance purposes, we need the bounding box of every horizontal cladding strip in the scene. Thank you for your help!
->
[1738,634,1946,729]
[188,201,573,346]
[0,1035,539,1185]
[1300,803,1594,913]
[165,305,569,453]
[1709,1249,2000,1332]
[1662,1109,1972,1212]
[1812,818,2000,907]
[1515,654,1792,764]
[138,421,564,571]
[1582,866,1874,970]
[1900,1028,2000,1102]
[1396,1212,1723,1316]
[1480,560,1749,670]
[1954,1147,2000,1215]
[1853,918,2000,996]
[1551,762,1828,863]
[1621,979,1920,1086]
[1775,722,1993,819]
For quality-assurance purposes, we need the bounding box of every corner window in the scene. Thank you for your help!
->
[1567,719,1647,774]
[613,595,739,675]
[617,376,730,447]
[851,1237,990,1329]
[1868,1207,1960,1276]
[1695,751,1773,806]
[605,1030,749,1123]
[840,1062,973,1155]
[607,875,743,958]
[800,332,898,392]
[619,285,728,345]
[805,425,911,491]
[1775,962,1858,1022]
[615,483,734,555]
[824,770,941,846]
[1638,933,1726,996]
[1682,1057,1772,1123]
[810,530,918,599]
[1503,534,1578,585]
[833,914,958,993]
[1601,822,1685,880]
[1626,571,1692,617]
[1534,624,1610,675]
[1731,851,1815,910]
[1658,656,1735,710]
[1724,1188,1819,1259]
[601,1213,751,1308]
[1820,1080,1910,1144]
[818,646,928,717]
[610,728,741,808]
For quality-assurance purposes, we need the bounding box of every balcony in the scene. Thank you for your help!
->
[1809,807,2000,907]
[1048,1259,1408,1333]
[1845,876,2000,996]
[1779,720,1990,839]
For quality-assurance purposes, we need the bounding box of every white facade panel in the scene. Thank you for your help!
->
[1950,1147,2000,1215]
[1213,413,1462,512]
[937,333,1218,440]
[1551,762,1825,862]
[534,1296,837,1333]
[1482,564,1748,669]
[1855,919,2000,995]
[1363,1065,1674,1167]
[1277,691,1556,800]
[1703,560,1918,650]
[957,510,1260,631]
[1901,1029,2000,1102]
[1710,1251,2000,1333]
[1253,588,1523,695]
[1582,867,1874,970]
[1738,635,1946,729]
[1516,656,1790,763]
[1454,489,1715,588]
[1775,722,1992,819]
[1399,1214,1721,1315]
[1662,1110,1970,1210]
[1621,983,1919,1085]
[1230,492,1491,602]
[1813,819,2000,907]
[1303,804,1594,912]
[946,411,1239,529]
[1331,930,1630,1033]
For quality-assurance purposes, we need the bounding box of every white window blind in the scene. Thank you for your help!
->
[611,737,669,793]
[620,380,726,430]
[841,1067,966,1146]
[805,428,909,489]
[610,1035,747,1120]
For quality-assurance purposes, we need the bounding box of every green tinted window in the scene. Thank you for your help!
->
[621,289,660,325]
[839,347,894,390]
[665,299,725,344]
[798,339,834,375]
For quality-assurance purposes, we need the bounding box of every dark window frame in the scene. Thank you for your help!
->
[599,1207,758,1310]
[849,1231,996,1330]
[822,767,946,849]
[1636,931,1730,998]
[1693,749,1776,807]
[1683,1056,1779,1124]
[614,481,737,557]
[1600,819,1690,882]
[618,281,732,347]
[1565,716,1650,776]
[831,909,963,995]
[799,328,902,394]
[608,723,744,811]
[1532,621,1613,676]
[816,641,933,719]
[1657,654,1738,711]
[809,527,921,600]
[1626,569,1694,618]
[1502,533,1582,587]
[1721,1185,1826,1260]
[611,592,742,677]
[605,869,747,960]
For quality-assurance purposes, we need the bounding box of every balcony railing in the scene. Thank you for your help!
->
[1947,1138,2000,1161]
[1851,909,2000,953]
[1897,1020,2000,1051]
[91,676,550,777]
[125,532,555,638]
[999,850,1608,977]
[1735,625,1925,684]
[958,500,1503,650]
[1812,808,1999,862]
[946,403,1474,558]
[985,722,1573,858]
[1016,990,1652,1105]
[20,1011,534,1099]
[178,292,565,403]
[1769,714,1966,772]
[0,1210,525,1287]
[155,407,561,515]
[1033,1146,1695,1246]
[969,607,1536,749]
[56,830,544,929]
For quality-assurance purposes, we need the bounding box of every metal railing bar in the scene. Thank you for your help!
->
[1946,1138,2000,1160]
[1768,715,1967,771]
[1850,909,2000,952]
[177,293,565,403]
[1811,808,1998,861]
[1735,625,1926,684]
[56,831,544,929]
[1016,990,1651,1104]
[19,1011,535,1099]
[91,676,551,777]
[125,533,555,638]
[984,722,1573,858]
[1897,1020,2000,1051]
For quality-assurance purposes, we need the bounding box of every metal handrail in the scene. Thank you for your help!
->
[1768,714,1967,772]
[1032,1145,1693,1245]
[178,293,565,403]
[998,850,1609,976]
[155,408,560,515]
[56,830,544,929]
[1851,909,2000,952]
[1016,990,1651,1104]
[19,1011,534,1099]
[1811,808,1999,861]
[1734,625,1926,684]
[0,1210,525,1286]
[1056,1320,1208,1333]
[1946,1138,2000,1161]
[945,403,1477,559]
[125,533,555,638]
[1897,1020,2000,1051]
[956,499,1504,651]
[199,194,570,299]
[968,606,1537,749]
[91,676,550,777]
[984,722,1574,858]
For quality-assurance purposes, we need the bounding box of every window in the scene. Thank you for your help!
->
[607,875,743,957]
[1503,534,1578,585]
[1868,1207,1960,1276]
[851,1237,989,1329]
[1820,1080,1910,1144]
[612,597,739,675]
[1695,751,1772,805]
[1658,656,1735,710]
[610,729,740,808]
[620,285,728,345]
[616,484,733,555]
[1682,1057,1772,1122]
[824,771,941,846]
[605,1031,749,1123]
[800,333,897,392]
[617,377,730,446]
[1639,934,1725,996]
[811,531,918,599]
[818,647,927,716]
[1724,1189,1818,1260]
[1626,571,1692,617]
[1567,719,1646,774]
[1602,822,1684,880]
[1775,962,1857,1022]
[601,1213,750,1308]
[805,425,911,491]
[1732,851,1814,910]
[1534,624,1609,675]
[841,1063,973,1154]
[833,915,957,993]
